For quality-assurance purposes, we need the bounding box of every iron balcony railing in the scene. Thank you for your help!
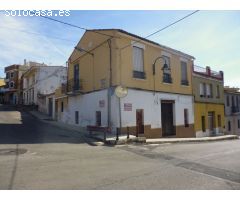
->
[232,106,240,113]
[163,74,172,84]
[67,78,83,93]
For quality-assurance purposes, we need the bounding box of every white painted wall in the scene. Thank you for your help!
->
[62,89,109,127]
[60,88,194,135]
[118,89,194,128]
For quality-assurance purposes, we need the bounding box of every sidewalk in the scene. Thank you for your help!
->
[28,110,239,145]
[146,135,239,144]
[28,110,145,145]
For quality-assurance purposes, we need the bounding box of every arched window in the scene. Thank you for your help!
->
[10,81,14,88]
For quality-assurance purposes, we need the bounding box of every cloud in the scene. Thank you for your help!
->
[0,13,75,76]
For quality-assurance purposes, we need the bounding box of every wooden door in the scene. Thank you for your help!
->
[136,109,144,136]
[161,102,175,136]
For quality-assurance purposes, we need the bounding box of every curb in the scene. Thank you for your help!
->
[146,135,239,144]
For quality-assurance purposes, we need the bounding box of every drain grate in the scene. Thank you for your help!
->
[0,148,27,156]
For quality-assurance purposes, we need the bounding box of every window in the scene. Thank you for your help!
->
[184,109,189,127]
[203,83,207,97]
[238,119,240,129]
[200,83,204,97]
[209,84,213,98]
[206,84,211,98]
[10,81,14,88]
[133,46,145,79]
[181,61,188,85]
[6,72,9,79]
[232,95,235,107]
[75,111,79,124]
[216,85,220,98]
[96,111,101,126]
[10,72,14,78]
[228,121,231,131]
[217,115,221,127]
[227,95,230,106]
[201,116,206,132]
[73,64,80,90]
[162,55,172,83]
[61,101,64,112]
[236,96,239,107]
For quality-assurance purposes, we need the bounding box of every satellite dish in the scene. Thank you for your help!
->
[115,86,128,98]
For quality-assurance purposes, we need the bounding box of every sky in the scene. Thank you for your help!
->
[0,10,239,87]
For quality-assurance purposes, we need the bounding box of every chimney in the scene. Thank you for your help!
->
[206,66,211,76]
[220,70,224,80]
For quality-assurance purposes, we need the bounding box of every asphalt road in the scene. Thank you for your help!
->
[0,104,240,189]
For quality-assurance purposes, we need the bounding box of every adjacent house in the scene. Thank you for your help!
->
[22,65,67,118]
[0,78,5,104]
[56,29,195,138]
[192,65,225,137]
[4,64,30,104]
[224,87,240,135]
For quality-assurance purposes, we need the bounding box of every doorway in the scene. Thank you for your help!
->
[136,109,144,136]
[48,98,53,117]
[161,101,175,136]
[208,112,215,135]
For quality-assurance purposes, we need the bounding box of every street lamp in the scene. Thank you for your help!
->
[152,56,169,95]
[152,56,168,75]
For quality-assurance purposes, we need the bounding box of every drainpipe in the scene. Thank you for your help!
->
[107,39,112,129]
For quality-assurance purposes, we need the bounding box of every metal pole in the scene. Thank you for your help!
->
[117,97,121,141]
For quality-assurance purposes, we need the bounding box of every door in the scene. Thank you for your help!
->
[161,101,175,136]
[48,98,53,117]
[208,112,215,135]
[55,100,58,120]
[96,111,101,126]
[136,109,144,136]
[74,64,80,90]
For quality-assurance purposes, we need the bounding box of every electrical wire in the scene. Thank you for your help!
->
[29,11,115,38]
[120,10,200,50]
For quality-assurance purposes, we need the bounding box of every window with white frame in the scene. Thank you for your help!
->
[132,46,145,79]
[206,84,211,97]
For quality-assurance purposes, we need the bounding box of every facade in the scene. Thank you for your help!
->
[0,78,5,104]
[22,65,67,118]
[192,65,225,137]
[57,29,196,138]
[4,64,30,104]
[224,87,240,135]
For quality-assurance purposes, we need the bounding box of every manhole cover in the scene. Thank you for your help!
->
[0,148,27,156]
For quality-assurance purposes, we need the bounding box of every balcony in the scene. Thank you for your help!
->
[133,70,146,79]
[67,78,83,95]
[181,80,189,86]
[232,106,240,113]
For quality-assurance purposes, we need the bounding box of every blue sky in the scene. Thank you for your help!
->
[0,10,239,87]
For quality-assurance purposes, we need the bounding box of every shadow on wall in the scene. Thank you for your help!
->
[0,105,86,144]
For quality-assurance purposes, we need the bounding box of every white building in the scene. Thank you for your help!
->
[23,66,67,118]
[224,87,240,135]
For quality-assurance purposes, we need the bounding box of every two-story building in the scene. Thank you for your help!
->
[192,65,225,137]
[224,87,240,135]
[57,29,195,138]
[22,65,67,118]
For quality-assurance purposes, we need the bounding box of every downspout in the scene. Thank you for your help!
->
[107,39,112,129]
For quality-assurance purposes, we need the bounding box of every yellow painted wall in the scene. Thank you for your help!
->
[114,32,193,95]
[194,103,225,131]
[68,29,194,95]
[68,30,117,93]
[0,79,4,87]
